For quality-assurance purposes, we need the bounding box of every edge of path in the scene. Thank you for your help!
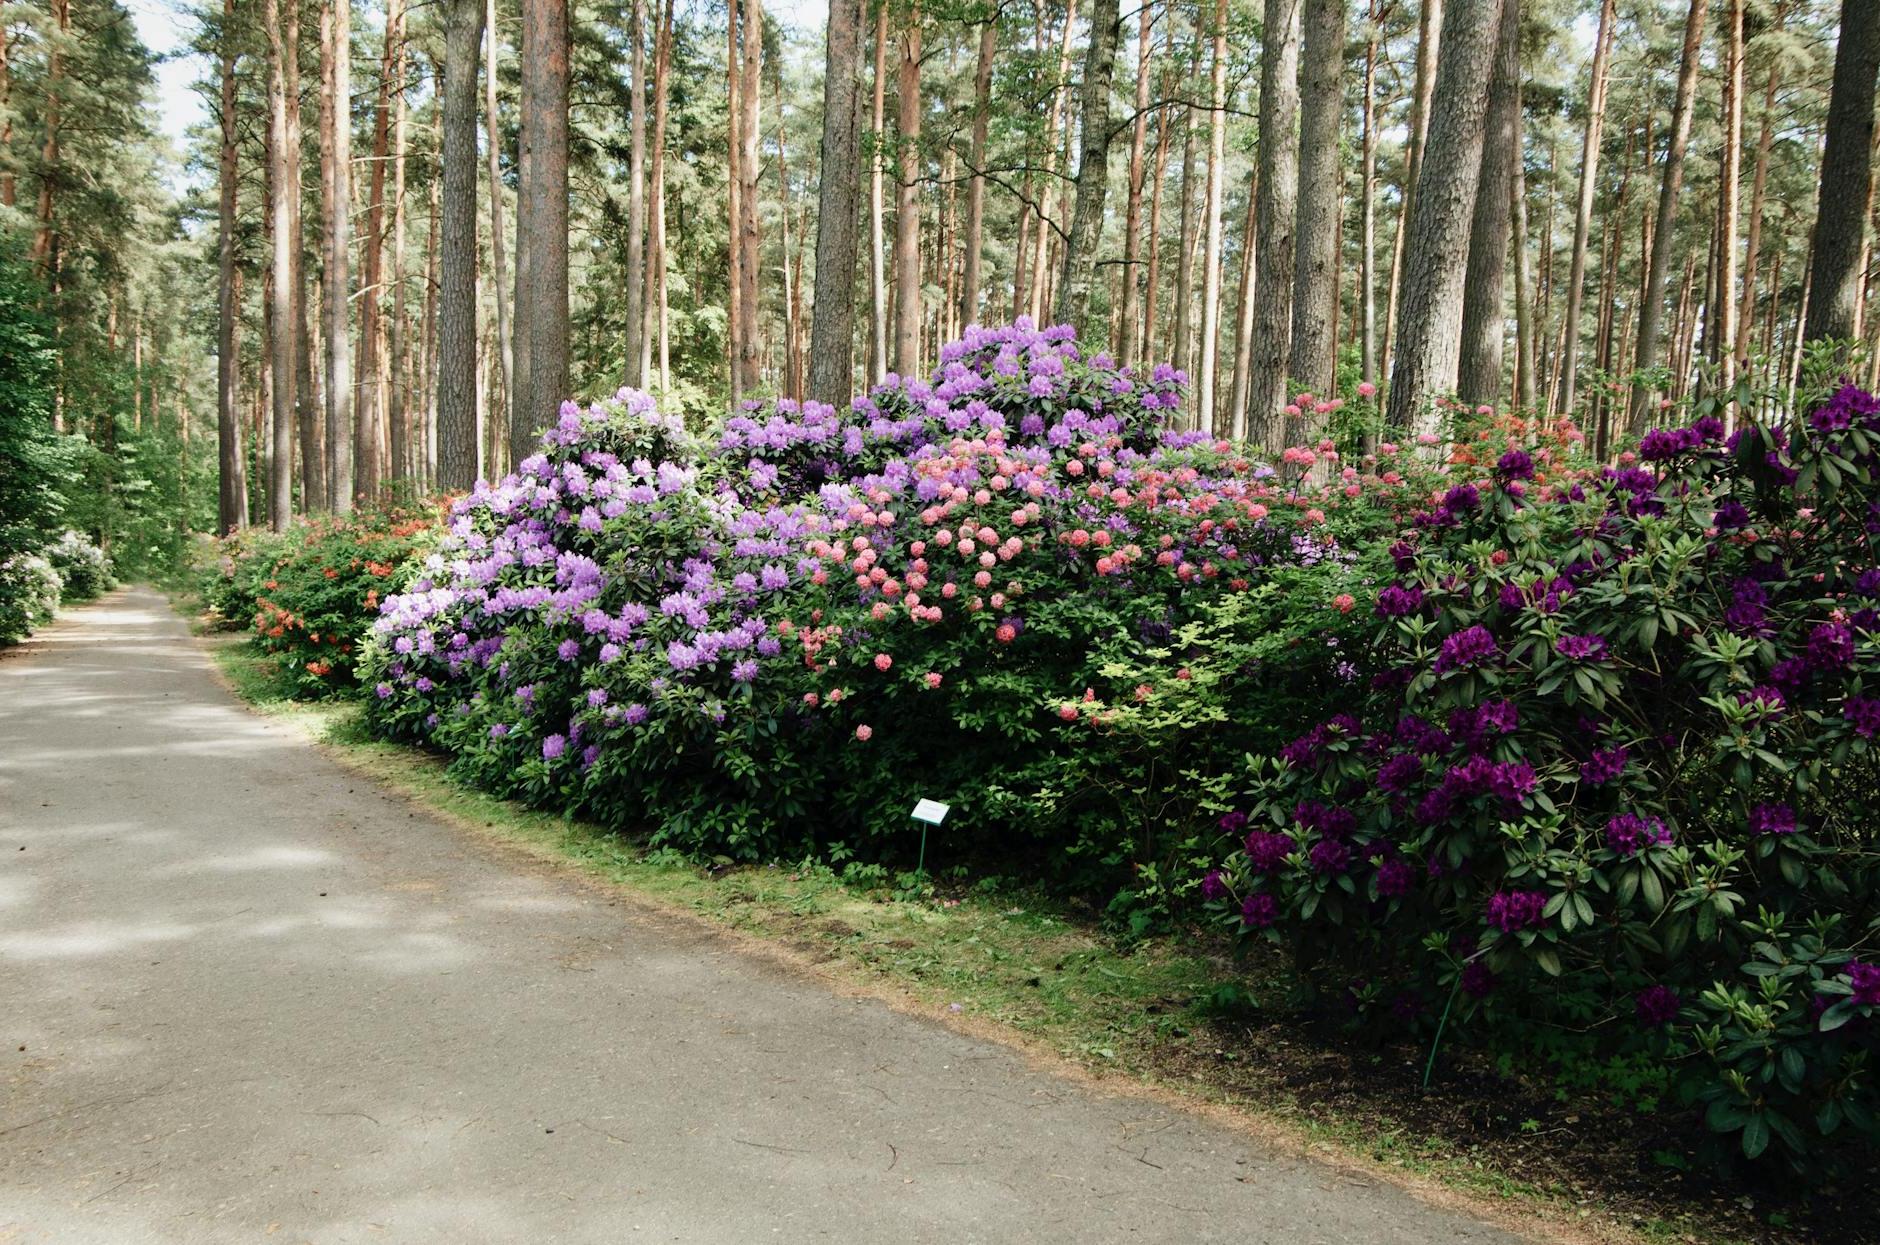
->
[172,592,1645,1245]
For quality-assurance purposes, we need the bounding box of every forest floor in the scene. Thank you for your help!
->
[0,585,1537,1245]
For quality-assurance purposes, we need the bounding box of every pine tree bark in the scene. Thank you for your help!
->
[29,0,66,271]
[217,0,246,535]
[1227,181,1258,436]
[1511,114,1537,409]
[649,0,674,385]
[484,0,512,418]
[1142,102,1170,365]
[1172,105,1199,385]
[959,16,995,331]
[513,0,568,462]
[891,2,922,376]
[869,4,888,379]
[283,0,321,512]
[1625,0,1706,433]
[624,0,647,385]
[1028,0,1079,321]
[727,0,744,405]
[361,0,406,492]
[1384,0,1504,439]
[1456,0,1519,407]
[1197,0,1229,432]
[1359,0,1379,388]
[736,0,762,393]
[322,0,358,509]
[1116,0,1153,361]
[1558,0,1613,417]
[809,0,865,403]
[262,0,298,529]
[1056,0,1121,336]
[1736,19,1783,365]
[438,0,485,491]
[1715,0,1744,387]
[1289,0,1344,410]
[1247,0,1300,445]
[389,30,412,484]
[1804,0,1880,351]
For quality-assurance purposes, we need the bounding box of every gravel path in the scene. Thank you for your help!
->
[0,587,1529,1244]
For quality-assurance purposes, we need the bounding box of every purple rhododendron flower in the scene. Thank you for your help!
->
[1240,892,1278,928]
[542,734,567,760]
[1434,625,1499,673]
[1580,746,1627,785]
[1845,697,1880,738]
[1748,803,1798,836]
[1308,839,1352,875]
[1486,890,1547,932]
[1848,961,1880,1008]
[1605,812,1672,856]
[1555,633,1608,662]
[1635,985,1681,1027]
[1200,869,1227,901]
[1376,857,1415,897]
[1244,830,1292,873]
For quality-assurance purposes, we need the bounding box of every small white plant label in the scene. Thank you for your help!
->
[911,799,950,825]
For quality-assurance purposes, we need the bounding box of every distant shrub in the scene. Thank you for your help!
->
[212,510,439,695]
[45,529,113,601]
[0,551,61,644]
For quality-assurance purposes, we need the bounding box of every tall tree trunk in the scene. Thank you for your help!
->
[1736,17,1783,365]
[649,0,674,385]
[1511,110,1537,409]
[960,15,995,331]
[1227,181,1258,437]
[624,0,647,385]
[1029,0,1079,321]
[482,0,512,420]
[809,0,865,404]
[1384,0,1504,439]
[217,0,246,535]
[263,0,298,529]
[1247,0,1300,444]
[322,0,358,510]
[1715,0,1744,387]
[1804,0,1880,352]
[1057,0,1121,336]
[1398,0,1441,286]
[1116,0,1153,360]
[0,10,14,209]
[389,30,412,486]
[736,0,762,394]
[1289,0,1345,413]
[1359,0,1379,388]
[1558,0,1614,418]
[1197,0,1229,432]
[869,3,888,379]
[438,0,485,490]
[357,0,404,501]
[1626,0,1707,433]
[1172,105,1199,386]
[29,0,66,270]
[726,0,743,405]
[513,0,568,460]
[1142,103,1171,365]
[1456,0,1519,407]
[891,2,922,376]
[287,0,321,513]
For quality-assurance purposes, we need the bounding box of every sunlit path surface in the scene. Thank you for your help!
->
[0,587,1525,1244]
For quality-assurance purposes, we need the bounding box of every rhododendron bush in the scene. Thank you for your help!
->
[211,508,441,695]
[1206,382,1880,1169]
[359,323,1415,889]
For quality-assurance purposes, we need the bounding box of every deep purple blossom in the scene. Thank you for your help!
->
[1605,812,1672,856]
[1486,890,1547,932]
[1635,985,1681,1027]
[1748,803,1798,836]
[1434,625,1499,673]
[1240,892,1278,928]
